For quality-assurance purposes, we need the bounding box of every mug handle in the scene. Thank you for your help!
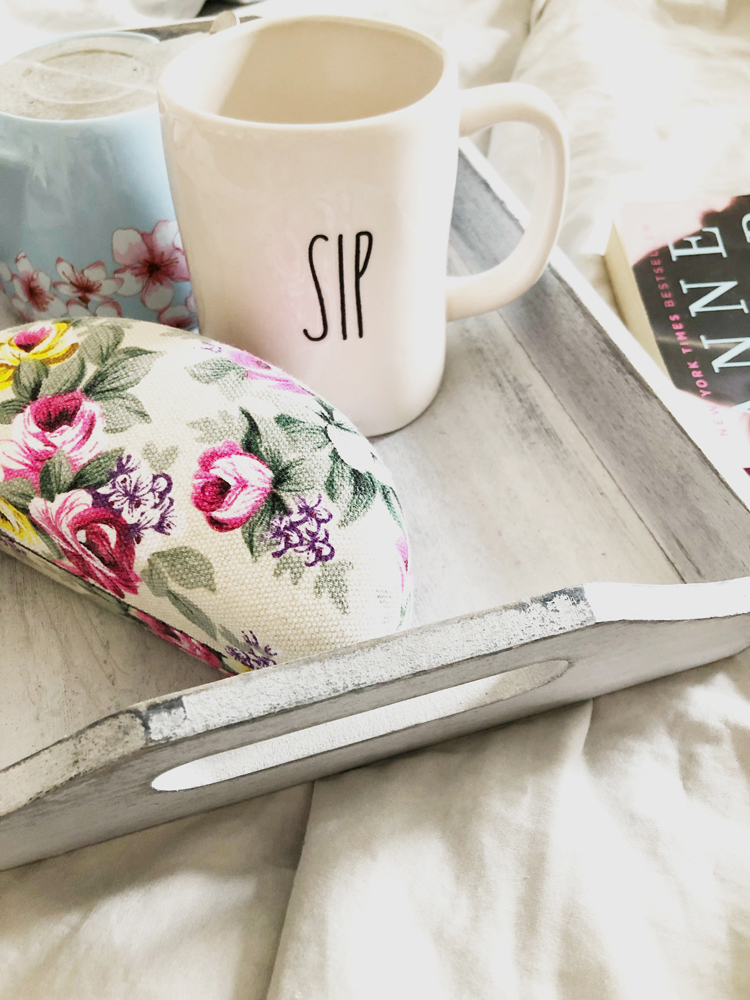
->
[446,83,569,321]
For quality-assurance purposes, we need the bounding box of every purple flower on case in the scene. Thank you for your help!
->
[92,454,175,541]
[267,494,334,567]
[225,629,278,671]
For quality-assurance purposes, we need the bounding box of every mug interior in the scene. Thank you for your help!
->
[166,18,446,125]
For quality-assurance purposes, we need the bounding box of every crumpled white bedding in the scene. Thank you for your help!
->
[3,0,750,997]
[266,652,750,1000]
[490,0,750,304]
[0,0,204,58]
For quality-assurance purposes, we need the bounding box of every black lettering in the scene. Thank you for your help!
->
[338,234,347,340]
[354,231,373,339]
[303,234,329,341]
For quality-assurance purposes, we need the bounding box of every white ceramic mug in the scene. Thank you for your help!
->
[158,15,568,435]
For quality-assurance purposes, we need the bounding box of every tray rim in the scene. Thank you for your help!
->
[5,574,750,791]
[4,575,750,871]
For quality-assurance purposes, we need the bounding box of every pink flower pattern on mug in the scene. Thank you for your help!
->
[4,253,66,322]
[0,221,194,324]
[157,292,196,330]
[113,220,190,312]
[54,259,123,315]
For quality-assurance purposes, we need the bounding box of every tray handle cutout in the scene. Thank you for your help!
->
[152,658,570,791]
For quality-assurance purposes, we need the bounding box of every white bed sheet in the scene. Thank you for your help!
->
[267,652,750,1000]
[0,0,204,58]
[489,0,750,304]
[3,1,750,997]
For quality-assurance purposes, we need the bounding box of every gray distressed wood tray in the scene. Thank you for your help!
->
[3,141,750,871]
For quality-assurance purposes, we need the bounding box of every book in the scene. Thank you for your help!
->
[605,195,750,476]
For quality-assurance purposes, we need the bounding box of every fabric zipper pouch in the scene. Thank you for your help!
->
[0,317,410,673]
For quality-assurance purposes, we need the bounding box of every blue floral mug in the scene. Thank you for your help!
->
[0,32,194,329]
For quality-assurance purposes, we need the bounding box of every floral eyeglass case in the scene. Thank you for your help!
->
[0,317,410,674]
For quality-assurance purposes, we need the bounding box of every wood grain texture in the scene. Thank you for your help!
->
[450,151,750,581]
[0,555,217,771]
[375,254,679,628]
[3,149,750,869]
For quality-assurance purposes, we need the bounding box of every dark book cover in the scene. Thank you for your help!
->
[629,195,750,408]
[612,196,750,477]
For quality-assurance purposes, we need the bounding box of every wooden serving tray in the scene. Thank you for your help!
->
[3,143,750,870]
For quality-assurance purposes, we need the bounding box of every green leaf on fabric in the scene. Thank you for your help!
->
[0,477,36,513]
[35,526,63,561]
[241,515,260,559]
[141,559,169,598]
[241,495,282,559]
[80,323,124,366]
[188,358,244,383]
[274,413,329,450]
[12,360,48,402]
[38,352,86,396]
[70,447,124,490]
[99,392,151,433]
[325,452,353,504]
[219,625,244,648]
[340,469,377,527]
[115,346,154,360]
[39,450,74,501]
[215,369,248,401]
[269,491,287,518]
[188,410,247,445]
[166,589,217,639]
[240,408,266,460]
[152,547,216,592]
[263,447,286,478]
[313,560,352,614]
[0,398,26,424]
[274,458,318,495]
[380,484,404,531]
[315,398,336,423]
[187,359,247,400]
[84,351,159,399]
[331,417,355,433]
[272,552,305,585]
[143,442,178,471]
